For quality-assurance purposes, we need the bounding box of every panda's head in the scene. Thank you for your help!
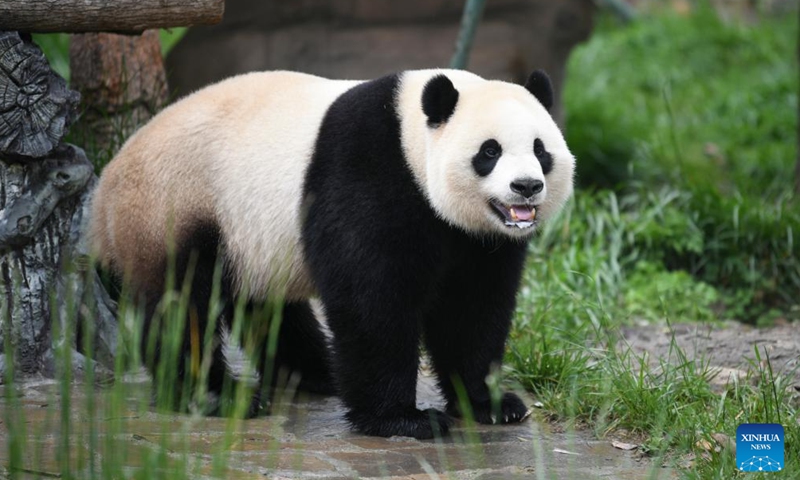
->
[400,69,575,239]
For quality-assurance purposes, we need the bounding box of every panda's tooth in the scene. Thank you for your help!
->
[509,207,518,221]
[531,207,537,220]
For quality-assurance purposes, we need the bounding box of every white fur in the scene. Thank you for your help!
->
[207,72,360,299]
[90,71,360,301]
[397,69,575,239]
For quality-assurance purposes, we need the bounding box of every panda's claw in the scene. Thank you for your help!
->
[455,392,529,425]
[347,407,453,439]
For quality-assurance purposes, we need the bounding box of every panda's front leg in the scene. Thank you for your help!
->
[423,240,530,426]
[323,300,452,439]
[307,233,452,439]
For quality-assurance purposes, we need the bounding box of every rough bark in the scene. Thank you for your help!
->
[69,30,168,167]
[0,32,117,383]
[0,31,80,160]
[0,0,224,33]
[0,146,92,250]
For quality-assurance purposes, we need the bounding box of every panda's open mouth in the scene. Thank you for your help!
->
[489,200,538,229]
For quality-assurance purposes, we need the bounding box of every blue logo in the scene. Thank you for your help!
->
[736,423,784,472]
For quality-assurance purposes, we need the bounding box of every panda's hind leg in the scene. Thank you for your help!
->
[276,302,335,394]
[140,222,261,418]
[239,301,335,395]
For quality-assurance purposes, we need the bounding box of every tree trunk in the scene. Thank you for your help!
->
[0,31,117,383]
[69,30,168,167]
[0,0,223,33]
[0,33,79,160]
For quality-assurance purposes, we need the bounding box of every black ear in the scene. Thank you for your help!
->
[422,74,459,127]
[524,69,554,111]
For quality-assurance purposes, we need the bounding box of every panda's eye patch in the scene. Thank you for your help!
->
[534,138,545,157]
[534,138,553,174]
[480,139,502,159]
[473,139,502,177]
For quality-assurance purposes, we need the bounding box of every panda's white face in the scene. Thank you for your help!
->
[402,71,575,239]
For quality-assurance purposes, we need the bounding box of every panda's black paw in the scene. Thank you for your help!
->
[150,380,265,419]
[448,392,529,425]
[347,407,453,439]
[202,389,265,419]
[295,374,337,396]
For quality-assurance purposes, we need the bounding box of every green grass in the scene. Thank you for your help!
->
[555,4,800,323]
[507,194,800,476]
[507,311,800,478]
[565,5,797,197]
[2,262,285,479]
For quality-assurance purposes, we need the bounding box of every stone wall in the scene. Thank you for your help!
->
[166,0,595,123]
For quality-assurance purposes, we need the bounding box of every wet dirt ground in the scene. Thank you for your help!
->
[0,371,674,479]
[621,321,800,387]
[3,320,797,479]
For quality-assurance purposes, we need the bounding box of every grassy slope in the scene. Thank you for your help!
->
[506,7,799,478]
[566,7,796,196]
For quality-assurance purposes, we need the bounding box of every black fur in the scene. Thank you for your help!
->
[138,222,333,417]
[534,138,553,174]
[524,70,554,112]
[421,74,459,126]
[472,139,502,177]
[303,73,529,439]
[265,301,335,395]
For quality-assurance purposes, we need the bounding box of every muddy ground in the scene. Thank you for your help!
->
[2,320,797,479]
[621,321,800,388]
[0,373,676,480]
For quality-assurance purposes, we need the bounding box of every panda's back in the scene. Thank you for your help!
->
[208,72,361,299]
[89,71,361,299]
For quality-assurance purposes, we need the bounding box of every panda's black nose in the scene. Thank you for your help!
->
[510,178,544,199]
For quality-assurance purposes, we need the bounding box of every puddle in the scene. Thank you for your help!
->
[0,375,675,479]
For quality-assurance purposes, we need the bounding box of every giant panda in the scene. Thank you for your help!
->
[88,69,575,439]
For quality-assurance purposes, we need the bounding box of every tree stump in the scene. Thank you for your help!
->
[0,33,78,160]
[69,30,169,167]
[0,31,117,382]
